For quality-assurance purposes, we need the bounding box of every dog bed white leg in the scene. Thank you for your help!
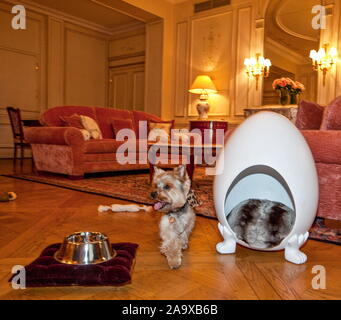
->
[216,223,236,254]
[284,232,309,265]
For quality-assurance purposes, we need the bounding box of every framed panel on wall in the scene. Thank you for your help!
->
[188,11,233,117]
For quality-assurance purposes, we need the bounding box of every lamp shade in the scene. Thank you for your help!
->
[189,75,217,94]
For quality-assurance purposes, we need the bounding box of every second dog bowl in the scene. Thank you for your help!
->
[54,232,116,265]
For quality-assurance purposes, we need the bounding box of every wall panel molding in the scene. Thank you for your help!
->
[234,6,252,116]
[174,21,189,117]
[189,10,233,118]
[47,18,65,108]
[63,25,109,107]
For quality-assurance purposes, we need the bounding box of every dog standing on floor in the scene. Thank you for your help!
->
[151,165,198,269]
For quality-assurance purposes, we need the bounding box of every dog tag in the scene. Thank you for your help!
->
[169,217,176,224]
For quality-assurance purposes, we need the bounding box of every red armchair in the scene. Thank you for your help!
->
[296,98,341,221]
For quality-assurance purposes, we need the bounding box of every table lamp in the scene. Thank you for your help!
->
[189,75,217,119]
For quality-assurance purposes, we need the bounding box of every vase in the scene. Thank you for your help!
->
[290,94,299,105]
[196,100,210,119]
[279,88,289,106]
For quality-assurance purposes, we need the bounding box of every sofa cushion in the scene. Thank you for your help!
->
[148,120,174,141]
[95,108,133,139]
[80,115,103,140]
[85,139,148,154]
[60,114,91,141]
[84,152,141,163]
[295,100,325,130]
[60,114,84,129]
[320,103,341,130]
[112,118,135,137]
[40,106,97,127]
[132,111,162,138]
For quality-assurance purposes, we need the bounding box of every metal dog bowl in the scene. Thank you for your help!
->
[54,232,116,265]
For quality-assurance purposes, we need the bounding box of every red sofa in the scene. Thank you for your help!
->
[25,106,163,178]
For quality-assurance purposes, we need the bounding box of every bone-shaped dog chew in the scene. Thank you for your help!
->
[98,204,153,213]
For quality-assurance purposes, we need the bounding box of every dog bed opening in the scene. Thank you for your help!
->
[224,165,296,249]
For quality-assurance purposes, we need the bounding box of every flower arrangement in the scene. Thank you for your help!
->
[272,78,305,105]
[272,78,305,93]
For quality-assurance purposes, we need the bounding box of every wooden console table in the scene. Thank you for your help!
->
[244,105,298,123]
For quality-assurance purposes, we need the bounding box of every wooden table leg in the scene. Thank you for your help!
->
[148,145,156,184]
[149,163,155,184]
[186,152,195,181]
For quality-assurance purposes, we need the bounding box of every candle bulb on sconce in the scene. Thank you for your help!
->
[244,54,271,90]
[310,44,338,86]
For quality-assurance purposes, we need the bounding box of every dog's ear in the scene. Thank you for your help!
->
[173,165,187,179]
[174,165,191,194]
[153,166,165,179]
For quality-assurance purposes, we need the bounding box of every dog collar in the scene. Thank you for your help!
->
[168,202,189,216]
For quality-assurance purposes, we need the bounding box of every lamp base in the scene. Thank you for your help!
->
[197,100,210,119]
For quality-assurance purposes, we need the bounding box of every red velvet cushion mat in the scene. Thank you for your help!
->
[9,243,138,287]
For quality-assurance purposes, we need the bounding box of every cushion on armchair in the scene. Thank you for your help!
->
[295,100,325,130]
[320,103,341,130]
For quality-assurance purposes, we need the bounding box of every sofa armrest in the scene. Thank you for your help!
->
[302,130,341,165]
[25,127,85,146]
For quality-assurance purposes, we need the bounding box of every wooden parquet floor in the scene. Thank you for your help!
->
[0,160,340,300]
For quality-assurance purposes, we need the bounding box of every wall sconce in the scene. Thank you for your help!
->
[310,44,338,86]
[244,54,271,90]
[189,75,217,119]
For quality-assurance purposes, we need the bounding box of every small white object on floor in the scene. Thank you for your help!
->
[98,204,152,213]
[8,192,17,201]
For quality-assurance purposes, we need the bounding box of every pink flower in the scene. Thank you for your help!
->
[295,81,305,91]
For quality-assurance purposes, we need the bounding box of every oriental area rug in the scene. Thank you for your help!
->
[3,169,340,245]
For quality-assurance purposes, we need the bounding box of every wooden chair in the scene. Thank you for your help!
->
[6,107,32,170]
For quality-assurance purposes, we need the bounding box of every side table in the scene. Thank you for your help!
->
[189,120,228,144]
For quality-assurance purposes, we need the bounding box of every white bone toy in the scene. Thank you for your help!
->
[98,204,153,213]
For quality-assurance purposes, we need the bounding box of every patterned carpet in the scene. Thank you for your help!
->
[3,169,341,245]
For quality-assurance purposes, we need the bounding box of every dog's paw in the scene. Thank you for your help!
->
[182,243,188,250]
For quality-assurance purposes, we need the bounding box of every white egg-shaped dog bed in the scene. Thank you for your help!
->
[214,112,319,264]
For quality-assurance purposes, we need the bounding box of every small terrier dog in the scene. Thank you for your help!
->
[151,165,198,269]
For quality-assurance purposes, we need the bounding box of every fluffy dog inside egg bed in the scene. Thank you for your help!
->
[227,199,295,249]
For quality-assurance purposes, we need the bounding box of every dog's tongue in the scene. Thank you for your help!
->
[154,202,165,211]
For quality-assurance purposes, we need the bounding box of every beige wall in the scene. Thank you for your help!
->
[0,1,46,158]
[172,0,265,127]
[318,0,341,105]
[108,25,146,111]
[170,0,341,125]
[123,0,175,120]
[0,0,110,158]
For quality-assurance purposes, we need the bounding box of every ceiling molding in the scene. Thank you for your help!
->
[275,1,319,43]
[165,0,187,4]
[89,0,160,23]
[4,0,114,35]
[90,0,145,22]
[265,37,310,65]
[3,0,151,37]
[111,21,145,38]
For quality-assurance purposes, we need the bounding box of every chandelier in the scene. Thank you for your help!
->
[310,44,338,86]
[244,54,271,90]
